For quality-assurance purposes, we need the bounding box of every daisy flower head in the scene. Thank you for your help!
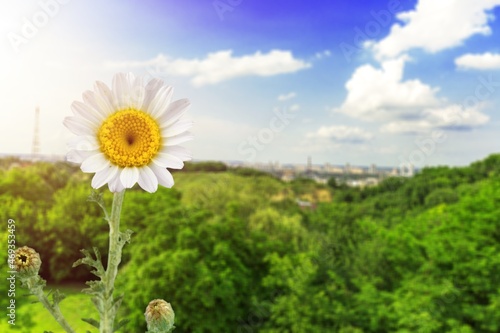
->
[64,73,193,193]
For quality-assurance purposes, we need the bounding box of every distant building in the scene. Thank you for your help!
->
[295,164,307,172]
[350,166,364,175]
[311,175,328,184]
[345,177,380,188]
[328,166,344,173]
[364,177,379,186]
[221,159,413,185]
[400,163,415,177]
[296,199,316,210]
[344,163,351,174]
[281,170,295,182]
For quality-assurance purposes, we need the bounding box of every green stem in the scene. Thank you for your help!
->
[26,277,76,333]
[101,190,126,333]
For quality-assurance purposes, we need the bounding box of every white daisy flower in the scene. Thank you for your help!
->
[64,73,193,193]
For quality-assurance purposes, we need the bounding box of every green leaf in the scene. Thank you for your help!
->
[81,317,100,329]
[114,319,129,332]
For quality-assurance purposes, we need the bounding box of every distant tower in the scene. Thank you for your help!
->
[307,156,312,172]
[31,106,41,156]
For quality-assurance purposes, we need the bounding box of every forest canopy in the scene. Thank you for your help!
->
[1,155,500,332]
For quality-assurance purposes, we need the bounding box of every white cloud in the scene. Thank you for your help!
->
[335,56,490,134]
[335,56,440,121]
[107,49,311,86]
[371,0,500,59]
[307,125,373,143]
[278,92,296,101]
[380,104,489,133]
[455,52,500,70]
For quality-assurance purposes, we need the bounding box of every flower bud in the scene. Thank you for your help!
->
[145,299,175,332]
[14,246,42,277]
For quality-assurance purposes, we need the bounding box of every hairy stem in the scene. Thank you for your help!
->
[100,190,126,333]
[26,277,76,333]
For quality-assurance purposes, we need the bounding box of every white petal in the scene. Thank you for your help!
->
[83,90,101,113]
[108,173,125,193]
[164,132,194,146]
[81,153,110,173]
[163,119,193,137]
[67,136,99,151]
[94,81,116,115]
[147,85,173,118]
[63,116,95,136]
[66,149,98,164]
[71,101,104,125]
[161,146,191,161]
[91,165,119,189]
[158,98,190,128]
[137,165,158,193]
[120,167,139,188]
[131,76,145,110]
[142,78,164,110]
[150,164,174,188]
[119,73,140,108]
[112,73,131,109]
[126,72,136,83]
[153,153,184,169]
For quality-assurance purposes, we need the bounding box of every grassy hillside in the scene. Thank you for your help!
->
[2,156,500,332]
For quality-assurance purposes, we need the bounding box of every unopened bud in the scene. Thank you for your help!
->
[14,246,41,277]
[145,299,175,332]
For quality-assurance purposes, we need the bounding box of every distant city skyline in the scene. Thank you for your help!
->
[1,151,413,189]
[0,150,418,176]
[1,1,500,168]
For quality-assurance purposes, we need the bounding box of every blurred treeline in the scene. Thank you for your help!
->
[2,155,500,332]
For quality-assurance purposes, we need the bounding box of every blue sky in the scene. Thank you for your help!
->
[1,0,500,168]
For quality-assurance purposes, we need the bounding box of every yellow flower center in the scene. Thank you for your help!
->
[98,109,161,167]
